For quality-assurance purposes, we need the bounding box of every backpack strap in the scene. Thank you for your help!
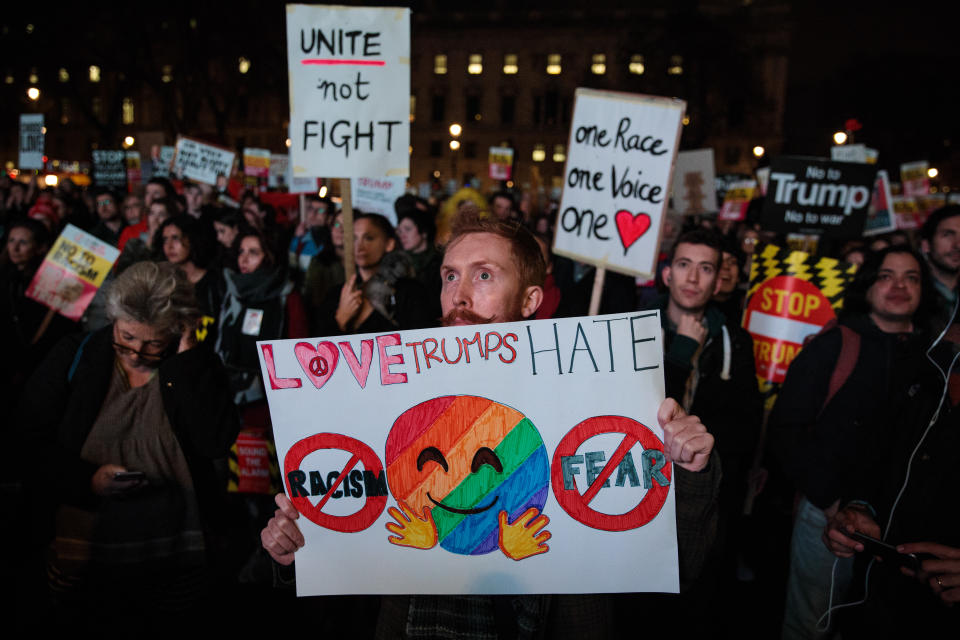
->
[820,325,860,412]
[67,332,94,383]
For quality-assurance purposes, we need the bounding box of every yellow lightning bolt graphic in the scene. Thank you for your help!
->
[815,257,845,302]
[749,245,784,297]
[784,251,812,280]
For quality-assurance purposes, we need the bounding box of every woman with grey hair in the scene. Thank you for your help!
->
[18,261,238,626]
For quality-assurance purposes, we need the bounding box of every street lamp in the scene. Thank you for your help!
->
[123,136,135,148]
[27,87,40,101]
[928,167,939,179]
[753,145,765,158]
[449,123,462,137]
[833,131,848,145]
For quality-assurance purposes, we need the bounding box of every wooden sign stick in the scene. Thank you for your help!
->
[587,266,606,316]
[340,178,355,282]
[31,307,57,345]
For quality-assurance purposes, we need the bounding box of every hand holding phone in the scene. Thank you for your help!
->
[113,471,146,482]
[92,464,146,496]
[850,531,921,573]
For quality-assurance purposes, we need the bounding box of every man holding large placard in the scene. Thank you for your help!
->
[261,215,720,635]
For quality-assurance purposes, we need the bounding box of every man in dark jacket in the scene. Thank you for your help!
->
[919,204,960,336]
[89,188,126,247]
[650,230,761,588]
[770,246,931,639]
[262,214,721,638]
[824,339,960,637]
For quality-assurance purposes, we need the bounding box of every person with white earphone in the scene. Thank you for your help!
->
[770,246,933,639]
[824,283,960,636]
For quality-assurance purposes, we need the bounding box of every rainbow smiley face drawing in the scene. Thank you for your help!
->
[384,396,551,559]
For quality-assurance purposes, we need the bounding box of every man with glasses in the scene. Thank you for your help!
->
[122,194,145,227]
[90,188,126,247]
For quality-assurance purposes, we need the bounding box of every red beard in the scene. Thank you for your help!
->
[441,303,526,327]
[441,308,496,326]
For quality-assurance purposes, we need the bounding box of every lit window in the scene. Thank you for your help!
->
[238,57,251,74]
[553,144,566,163]
[89,65,101,82]
[503,54,518,75]
[532,144,546,162]
[162,65,173,83]
[409,95,416,122]
[591,54,606,75]
[668,55,683,75]
[4,75,13,85]
[467,54,483,75]
[92,96,103,117]
[58,68,69,82]
[629,54,645,75]
[682,115,690,126]
[434,54,447,75]
[29,69,38,83]
[122,97,135,124]
[546,54,562,75]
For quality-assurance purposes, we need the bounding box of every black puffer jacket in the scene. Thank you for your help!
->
[768,313,928,509]
[838,338,960,636]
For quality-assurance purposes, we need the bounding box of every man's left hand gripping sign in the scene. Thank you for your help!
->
[385,396,552,560]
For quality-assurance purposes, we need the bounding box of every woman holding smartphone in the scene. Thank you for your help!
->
[19,261,238,626]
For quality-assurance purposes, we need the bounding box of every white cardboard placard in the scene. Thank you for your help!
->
[553,89,685,277]
[671,148,717,215]
[350,176,406,223]
[172,137,236,186]
[258,312,678,596]
[19,114,44,170]
[287,4,410,179]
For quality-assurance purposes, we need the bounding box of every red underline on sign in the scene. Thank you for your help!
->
[301,59,386,66]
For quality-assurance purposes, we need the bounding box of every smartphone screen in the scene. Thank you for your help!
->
[113,471,146,482]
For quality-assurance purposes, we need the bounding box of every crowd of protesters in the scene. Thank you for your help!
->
[2,168,959,637]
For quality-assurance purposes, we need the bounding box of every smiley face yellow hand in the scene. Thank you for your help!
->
[386,501,438,550]
[497,508,551,560]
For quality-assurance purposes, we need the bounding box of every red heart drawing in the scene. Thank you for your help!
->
[294,341,340,389]
[615,210,652,254]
